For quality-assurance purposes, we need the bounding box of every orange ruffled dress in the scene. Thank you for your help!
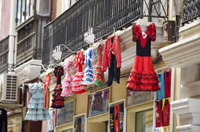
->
[126,23,160,91]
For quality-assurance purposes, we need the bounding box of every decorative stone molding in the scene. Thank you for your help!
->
[171,98,200,132]
[159,34,200,68]
[181,81,200,98]
[159,19,200,68]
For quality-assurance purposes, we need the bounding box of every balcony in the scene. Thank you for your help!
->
[43,0,168,65]
[0,36,9,74]
[16,32,42,67]
[182,0,200,24]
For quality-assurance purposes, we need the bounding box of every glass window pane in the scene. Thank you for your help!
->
[17,0,22,25]
[135,109,153,132]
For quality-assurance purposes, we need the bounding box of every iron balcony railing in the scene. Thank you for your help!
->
[0,36,9,74]
[182,0,200,24]
[43,0,169,65]
[17,32,42,66]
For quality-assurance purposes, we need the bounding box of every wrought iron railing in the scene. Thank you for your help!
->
[182,0,200,24]
[43,0,169,65]
[17,32,42,66]
[0,36,9,73]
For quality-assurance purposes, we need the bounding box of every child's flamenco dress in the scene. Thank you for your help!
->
[126,23,160,91]
[93,44,105,86]
[61,59,74,97]
[25,82,50,121]
[72,50,87,93]
[83,48,94,85]
[51,66,65,108]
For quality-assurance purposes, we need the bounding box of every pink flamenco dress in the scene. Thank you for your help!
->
[72,50,87,94]
[61,59,74,97]
[126,23,160,91]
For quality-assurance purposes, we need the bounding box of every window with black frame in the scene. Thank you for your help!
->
[16,0,34,26]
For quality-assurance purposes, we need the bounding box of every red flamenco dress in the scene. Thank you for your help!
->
[51,66,64,108]
[72,50,87,94]
[126,23,160,91]
[93,44,105,86]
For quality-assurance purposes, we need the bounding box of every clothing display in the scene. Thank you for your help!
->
[156,100,164,127]
[103,35,121,86]
[93,44,105,86]
[163,99,170,126]
[44,73,51,109]
[110,106,115,132]
[61,59,74,97]
[48,109,55,132]
[110,103,124,132]
[51,66,65,108]
[83,48,94,85]
[72,50,87,93]
[164,70,171,98]
[126,23,160,91]
[0,109,7,132]
[156,73,165,100]
[25,82,50,121]
[114,105,120,132]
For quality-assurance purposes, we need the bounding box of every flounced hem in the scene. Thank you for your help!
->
[71,88,86,94]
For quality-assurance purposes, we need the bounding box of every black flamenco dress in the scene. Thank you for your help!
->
[126,23,160,91]
[51,66,65,108]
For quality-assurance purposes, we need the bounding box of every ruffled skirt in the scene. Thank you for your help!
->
[126,55,160,91]
[51,85,64,108]
[72,72,86,94]
[61,80,73,97]
[25,97,50,121]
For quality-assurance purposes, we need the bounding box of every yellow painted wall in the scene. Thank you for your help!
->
[75,92,89,115]
[111,77,127,103]
[88,122,106,132]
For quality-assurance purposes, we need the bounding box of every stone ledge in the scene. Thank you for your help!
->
[181,81,200,98]
[176,124,200,132]
[159,34,200,68]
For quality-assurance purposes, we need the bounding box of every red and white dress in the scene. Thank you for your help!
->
[72,50,87,94]
[126,23,160,91]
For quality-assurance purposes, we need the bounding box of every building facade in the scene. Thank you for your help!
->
[0,0,200,132]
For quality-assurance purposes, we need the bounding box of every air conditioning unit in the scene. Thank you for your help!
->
[163,21,175,43]
[0,73,18,102]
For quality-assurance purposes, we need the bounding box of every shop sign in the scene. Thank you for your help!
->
[57,100,74,126]
[127,90,154,107]
[87,89,109,117]
[109,101,125,132]
[73,114,86,132]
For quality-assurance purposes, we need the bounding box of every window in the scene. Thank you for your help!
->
[62,0,79,12]
[135,109,153,132]
[16,0,34,25]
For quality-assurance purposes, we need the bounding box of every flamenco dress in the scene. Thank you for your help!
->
[83,48,94,85]
[126,23,160,91]
[44,73,51,109]
[164,70,171,98]
[163,99,170,126]
[72,50,87,93]
[51,66,64,108]
[61,59,74,97]
[156,100,164,127]
[93,44,105,86]
[25,82,50,121]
